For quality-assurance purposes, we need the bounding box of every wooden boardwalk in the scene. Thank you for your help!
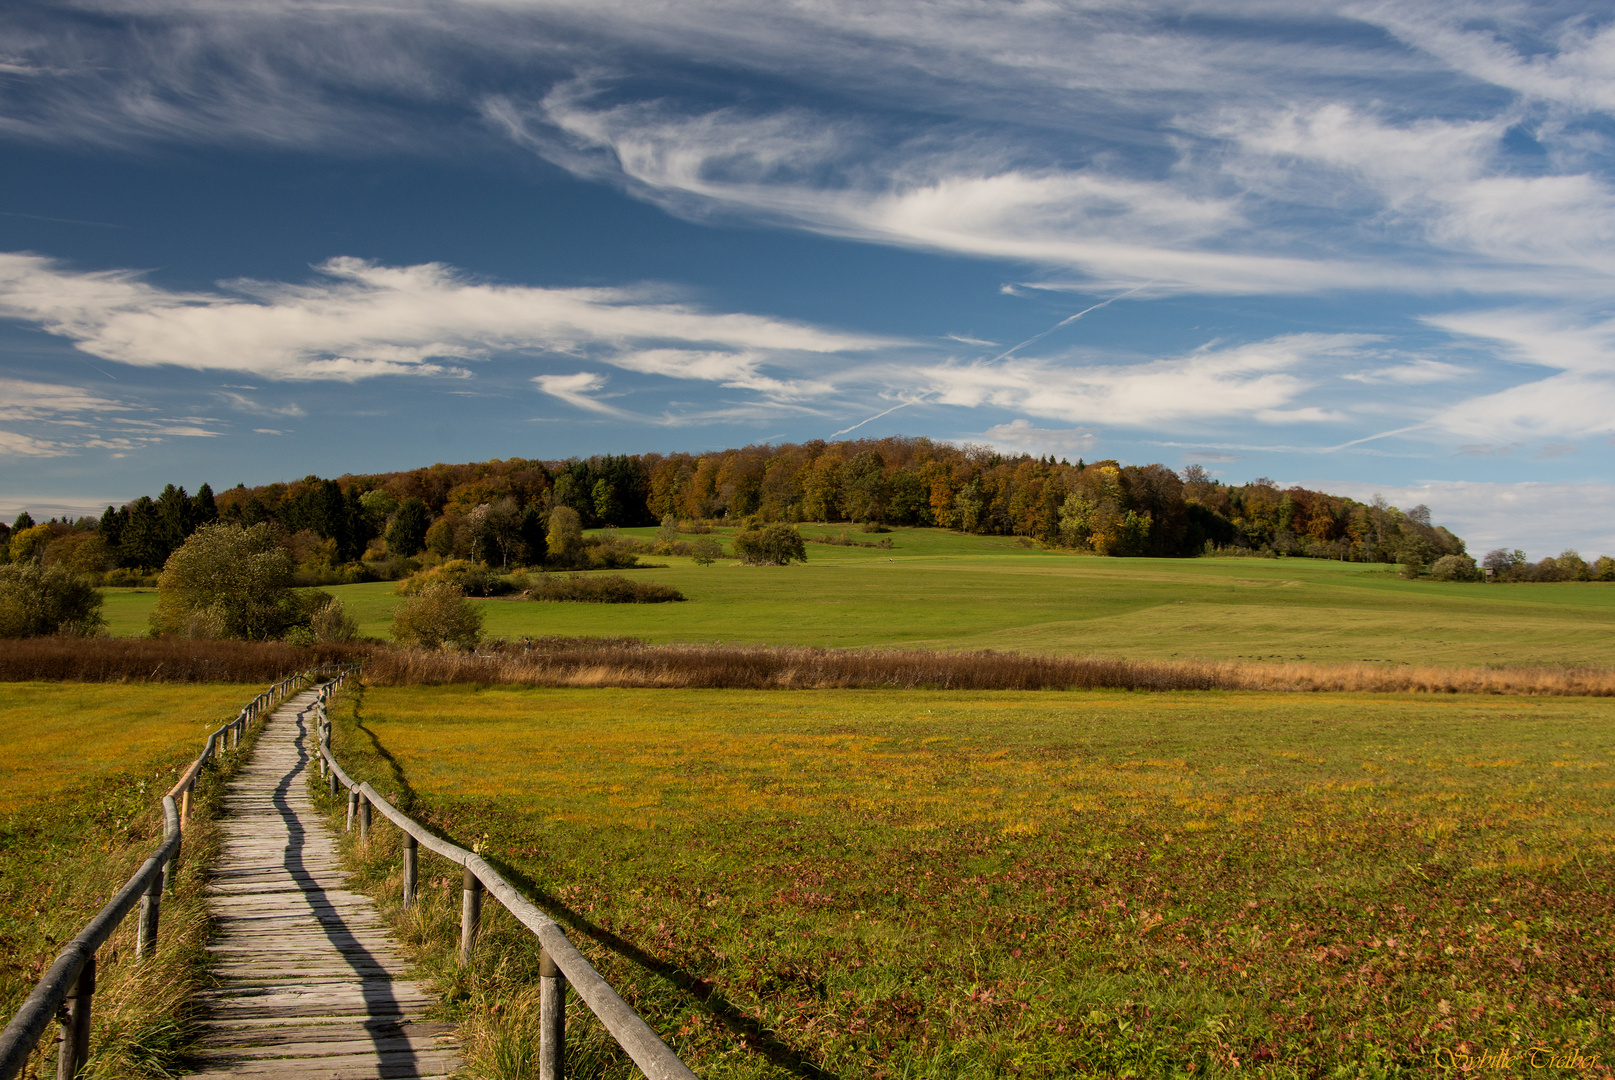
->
[186,690,461,1079]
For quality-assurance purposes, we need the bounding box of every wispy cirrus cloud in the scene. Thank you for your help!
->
[5,1,1615,304]
[910,334,1373,428]
[0,252,888,384]
[1419,308,1615,442]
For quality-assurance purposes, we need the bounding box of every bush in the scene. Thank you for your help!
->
[732,523,808,566]
[690,537,723,566]
[525,574,685,604]
[396,559,527,597]
[311,598,359,643]
[151,522,298,640]
[392,581,484,650]
[0,563,106,638]
[1429,555,1480,582]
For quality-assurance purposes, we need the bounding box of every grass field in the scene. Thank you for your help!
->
[101,528,1615,666]
[324,684,1615,1079]
[0,683,260,1078]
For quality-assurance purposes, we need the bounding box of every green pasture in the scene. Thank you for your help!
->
[326,685,1615,1078]
[103,527,1615,665]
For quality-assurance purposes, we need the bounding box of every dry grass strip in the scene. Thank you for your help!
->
[366,643,1615,697]
[0,638,370,682]
[6,636,1611,695]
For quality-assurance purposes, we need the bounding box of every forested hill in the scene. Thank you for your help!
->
[34,436,1467,573]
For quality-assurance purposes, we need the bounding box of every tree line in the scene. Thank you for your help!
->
[2,437,1494,576]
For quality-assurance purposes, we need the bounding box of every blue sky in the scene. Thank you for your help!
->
[3,1,1614,557]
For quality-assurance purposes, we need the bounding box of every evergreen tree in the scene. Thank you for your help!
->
[119,497,170,570]
[386,497,431,557]
[193,482,219,527]
[98,505,126,549]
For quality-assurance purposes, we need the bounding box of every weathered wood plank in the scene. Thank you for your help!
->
[186,689,460,1079]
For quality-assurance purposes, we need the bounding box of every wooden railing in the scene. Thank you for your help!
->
[314,697,700,1080]
[0,665,353,1080]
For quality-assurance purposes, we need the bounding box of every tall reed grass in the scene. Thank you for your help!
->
[6,636,1610,696]
[367,642,1615,696]
[0,638,371,682]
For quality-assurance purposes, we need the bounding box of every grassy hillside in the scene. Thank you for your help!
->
[325,685,1615,1078]
[101,527,1615,665]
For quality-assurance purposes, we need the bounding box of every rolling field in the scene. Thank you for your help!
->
[0,683,262,1077]
[325,684,1615,1079]
[102,528,1615,666]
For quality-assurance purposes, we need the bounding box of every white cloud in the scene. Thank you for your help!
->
[910,334,1370,428]
[525,90,1403,296]
[532,372,632,418]
[216,390,306,417]
[0,430,71,458]
[1365,6,1615,115]
[0,253,888,384]
[1343,359,1469,384]
[981,419,1096,457]
[1220,104,1615,277]
[0,378,133,422]
[7,1,1615,304]
[1419,309,1615,440]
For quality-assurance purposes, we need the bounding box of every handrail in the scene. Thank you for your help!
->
[0,664,353,1080]
[316,698,699,1080]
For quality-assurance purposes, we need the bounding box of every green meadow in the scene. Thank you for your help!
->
[102,527,1615,665]
[325,684,1615,1079]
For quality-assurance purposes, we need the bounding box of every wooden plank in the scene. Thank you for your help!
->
[186,689,461,1079]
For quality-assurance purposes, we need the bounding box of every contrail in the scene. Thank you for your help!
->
[1324,422,1430,451]
[830,398,923,438]
[987,283,1153,364]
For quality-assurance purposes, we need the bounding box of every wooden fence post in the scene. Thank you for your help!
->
[161,797,179,894]
[359,797,371,845]
[135,867,161,959]
[539,947,567,1080]
[345,789,358,833]
[459,867,482,965]
[56,953,94,1080]
[401,834,418,910]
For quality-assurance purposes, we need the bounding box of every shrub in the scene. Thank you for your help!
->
[0,563,106,638]
[397,559,500,597]
[525,574,685,603]
[151,522,298,640]
[1429,554,1480,582]
[311,598,359,643]
[690,537,723,566]
[732,523,807,566]
[392,582,484,650]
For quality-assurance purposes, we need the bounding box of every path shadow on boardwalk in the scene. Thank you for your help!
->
[273,709,417,1075]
